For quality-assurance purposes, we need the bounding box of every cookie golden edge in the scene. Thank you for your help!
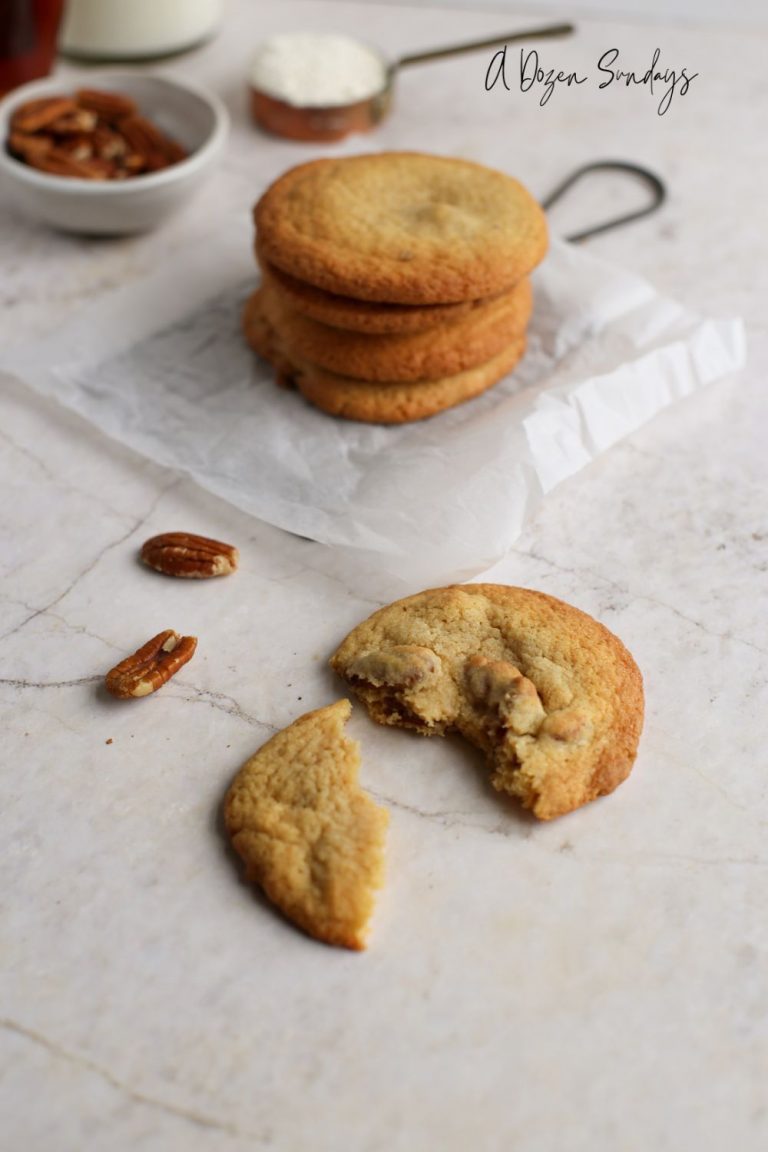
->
[254,152,549,305]
[224,699,388,950]
[295,337,527,423]
[242,288,528,423]
[329,585,644,820]
[259,276,533,383]
[258,253,504,335]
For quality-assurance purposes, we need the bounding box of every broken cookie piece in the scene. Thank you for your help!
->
[224,699,388,950]
[330,585,644,821]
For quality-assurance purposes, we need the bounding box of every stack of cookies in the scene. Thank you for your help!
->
[243,152,548,423]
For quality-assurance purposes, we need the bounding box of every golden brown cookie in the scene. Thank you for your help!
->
[243,289,279,360]
[255,152,548,304]
[293,338,526,423]
[259,256,501,335]
[224,699,388,950]
[242,289,527,422]
[242,288,300,390]
[330,586,644,820]
[259,276,532,382]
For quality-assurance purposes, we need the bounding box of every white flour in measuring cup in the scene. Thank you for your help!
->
[250,33,387,107]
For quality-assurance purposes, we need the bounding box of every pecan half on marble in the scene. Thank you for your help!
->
[140,532,239,579]
[105,630,197,699]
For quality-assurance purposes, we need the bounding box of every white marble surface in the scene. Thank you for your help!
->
[1,3,767,1150]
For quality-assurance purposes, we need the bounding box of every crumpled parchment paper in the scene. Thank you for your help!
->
[2,231,745,583]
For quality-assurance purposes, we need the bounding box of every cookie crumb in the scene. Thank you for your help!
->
[105,738,113,745]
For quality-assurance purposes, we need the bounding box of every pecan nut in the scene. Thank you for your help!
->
[7,89,187,182]
[11,96,77,133]
[56,134,95,162]
[464,655,546,736]
[105,630,197,699]
[26,149,111,180]
[140,532,239,579]
[47,108,98,135]
[76,88,138,121]
[345,645,442,689]
[8,131,55,161]
[539,711,591,745]
[92,125,128,160]
[118,114,187,169]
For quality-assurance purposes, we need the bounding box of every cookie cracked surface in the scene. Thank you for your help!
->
[330,585,644,820]
[224,699,388,949]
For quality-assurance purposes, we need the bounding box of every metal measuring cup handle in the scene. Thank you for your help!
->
[250,22,575,143]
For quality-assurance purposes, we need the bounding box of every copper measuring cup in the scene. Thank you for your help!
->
[250,22,575,143]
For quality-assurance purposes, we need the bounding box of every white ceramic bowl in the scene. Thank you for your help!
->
[0,72,229,234]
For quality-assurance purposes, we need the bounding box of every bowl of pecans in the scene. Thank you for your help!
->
[0,72,228,234]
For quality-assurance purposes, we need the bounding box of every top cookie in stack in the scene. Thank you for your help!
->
[244,152,548,423]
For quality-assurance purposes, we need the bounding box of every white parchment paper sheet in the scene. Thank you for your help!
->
[2,231,744,582]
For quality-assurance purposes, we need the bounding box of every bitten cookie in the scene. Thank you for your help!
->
[255,152,548,304]
[224,699,388,950]
[330,585,643,820]
[259,256,502,335]
[258,277,532,382]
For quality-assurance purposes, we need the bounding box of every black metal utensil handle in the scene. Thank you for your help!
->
[542,160,667,242]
